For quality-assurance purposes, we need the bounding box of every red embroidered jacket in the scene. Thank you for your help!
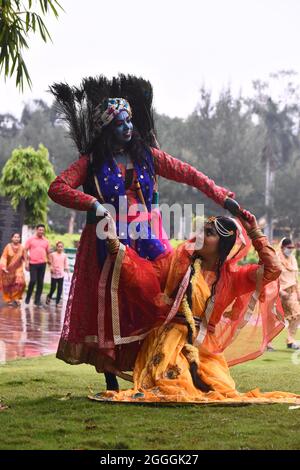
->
[48,149,233,210]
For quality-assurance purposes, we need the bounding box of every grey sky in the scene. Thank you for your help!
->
[1,0,300,118]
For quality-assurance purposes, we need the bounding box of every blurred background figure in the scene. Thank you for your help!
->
[0,233,26,307]
[24,224,51,307]
[46,241,69,307]
[278,238,300,350]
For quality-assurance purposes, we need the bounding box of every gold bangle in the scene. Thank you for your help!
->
[106,238,120,254]
[247,228,265,240]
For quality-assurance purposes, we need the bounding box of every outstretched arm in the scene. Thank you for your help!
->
[232,210,282,296]
[48,155,97,211]
[208,210,282,328]
[151,147,234,207]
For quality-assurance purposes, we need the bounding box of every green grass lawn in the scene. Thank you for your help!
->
[0,331,300,450]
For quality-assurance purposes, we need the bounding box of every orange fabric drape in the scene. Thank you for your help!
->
[95,247,300,405]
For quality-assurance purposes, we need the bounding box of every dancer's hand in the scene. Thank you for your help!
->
[237,209,258,233]
[1,267,9,274]
[93,200,109,218]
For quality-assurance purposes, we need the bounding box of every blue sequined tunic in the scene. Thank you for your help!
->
[94,149,169,266]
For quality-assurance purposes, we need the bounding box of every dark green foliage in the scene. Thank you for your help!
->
[0,143,55,225]
[1,75,300,235]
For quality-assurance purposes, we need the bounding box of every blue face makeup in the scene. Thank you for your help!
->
[112,110,133,145]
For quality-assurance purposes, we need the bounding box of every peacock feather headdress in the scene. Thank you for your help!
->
[49,74,158,154]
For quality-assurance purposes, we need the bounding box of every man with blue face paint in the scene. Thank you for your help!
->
[111,110,133,146]
[49,76,236,393]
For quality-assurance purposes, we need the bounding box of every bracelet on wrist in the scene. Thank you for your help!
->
[106,238,120,254]
[247,227,265,240]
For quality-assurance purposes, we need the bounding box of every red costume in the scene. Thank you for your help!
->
[48,148,233,373]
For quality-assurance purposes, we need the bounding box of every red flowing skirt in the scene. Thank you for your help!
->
[57,224,141,376]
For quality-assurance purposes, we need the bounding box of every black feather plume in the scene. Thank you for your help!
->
[49,83,84,151]
[49,74,159,154]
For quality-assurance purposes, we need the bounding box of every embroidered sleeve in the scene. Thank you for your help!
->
[48,154,97,211]
[151,147,234,207]
[231,237,282,297]
[251,237,282,285]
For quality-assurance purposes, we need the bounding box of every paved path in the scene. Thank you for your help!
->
[0,299,65,364]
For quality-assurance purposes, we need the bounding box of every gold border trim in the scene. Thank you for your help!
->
[163,266,191,325]
[110,244,151,345]
[97,256,113,348]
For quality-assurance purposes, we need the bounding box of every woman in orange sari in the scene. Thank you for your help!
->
[92,208,300,405]
[0,233,26,307]
[277,238,300,350]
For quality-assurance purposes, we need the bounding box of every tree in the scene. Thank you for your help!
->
[274,151,300,238]
[0,82,299,236]
[0,100,83,233]
[0,0,63,90]
[0,144,55,225]
[0,112,20,136]
[183,88,265,217]
[252,80,300,241]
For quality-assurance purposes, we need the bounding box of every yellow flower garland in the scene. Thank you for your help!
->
[180,295,196,337]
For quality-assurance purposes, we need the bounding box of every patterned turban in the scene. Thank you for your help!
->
[98,98,132,129]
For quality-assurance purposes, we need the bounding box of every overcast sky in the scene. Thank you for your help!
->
[1,0,300,119]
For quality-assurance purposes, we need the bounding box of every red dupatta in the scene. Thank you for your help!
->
[105,222,285,367]
[199,226,285,366]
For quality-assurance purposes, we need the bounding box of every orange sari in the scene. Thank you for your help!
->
[0,243,26,302]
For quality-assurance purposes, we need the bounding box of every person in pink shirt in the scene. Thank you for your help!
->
[24,224,51,306]
[46,242,70,307]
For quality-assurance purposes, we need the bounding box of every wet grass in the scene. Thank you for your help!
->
[0,330,299,450]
